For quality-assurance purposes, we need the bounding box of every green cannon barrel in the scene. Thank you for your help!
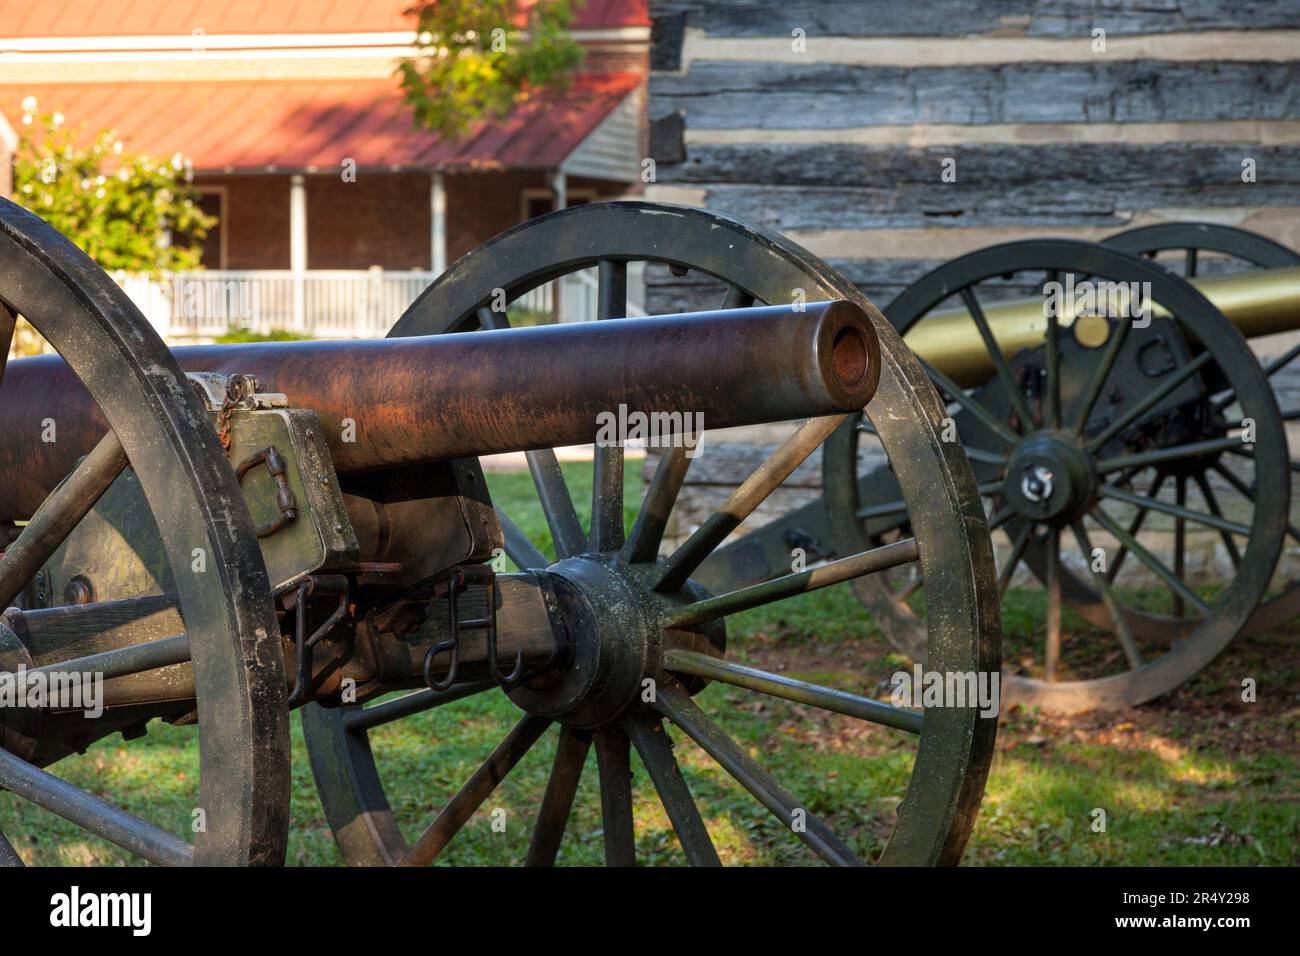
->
[907,264,1300,386]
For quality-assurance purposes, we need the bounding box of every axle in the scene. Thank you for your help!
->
[0,300,878,520]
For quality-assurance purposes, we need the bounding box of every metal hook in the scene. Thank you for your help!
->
[422,639,459,692]
[481,573,526,686]
[422,569,465,692]
[287,576,350,708]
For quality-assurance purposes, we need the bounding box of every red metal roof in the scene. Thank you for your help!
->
[0,1,649,37]
[2,73,640,172]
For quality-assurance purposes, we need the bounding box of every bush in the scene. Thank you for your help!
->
[12,98,215,276]
[213,327,309,343]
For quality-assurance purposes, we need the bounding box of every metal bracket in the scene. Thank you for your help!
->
[235,445,298,538]
[418,563,543,692]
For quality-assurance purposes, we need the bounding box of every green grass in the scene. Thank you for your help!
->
[3,459,1297,866]
[213,327,308,343]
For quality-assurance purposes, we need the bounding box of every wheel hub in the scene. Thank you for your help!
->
[1003,431,1097,525]
[507,556,722,729]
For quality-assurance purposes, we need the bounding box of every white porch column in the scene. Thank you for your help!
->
[290,174,308,332]
[549,169,566,320]
[549,169,567,212]
[430,170,447,275]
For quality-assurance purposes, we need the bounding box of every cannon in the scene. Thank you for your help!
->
[696,231,1299,712]
[0,199,999,867]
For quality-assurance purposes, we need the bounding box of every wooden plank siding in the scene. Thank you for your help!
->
[652,62,1300,129]
[653,2,1300,51]
[644,0,1300,552]
[646,0,1300,310]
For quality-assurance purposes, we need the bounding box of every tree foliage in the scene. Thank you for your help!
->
[398,0,584,138]
[12,98,215,275]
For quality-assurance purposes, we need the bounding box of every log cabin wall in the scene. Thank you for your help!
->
[646,0,1300,309]
[642,1,1300,555]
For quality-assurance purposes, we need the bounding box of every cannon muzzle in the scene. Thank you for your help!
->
[0,300,878,519]
[907,264,1300,386]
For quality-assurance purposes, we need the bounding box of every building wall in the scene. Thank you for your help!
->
[306,173,433,270]
[445,169,549,263]
[646,0,1300,309]
[200,175,287,269]
[198,169,639,271]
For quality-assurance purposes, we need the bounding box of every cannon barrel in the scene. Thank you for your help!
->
[906,264,1300,386]
[0,300,878,519]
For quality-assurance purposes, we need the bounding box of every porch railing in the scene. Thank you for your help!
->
[115,265,644,341]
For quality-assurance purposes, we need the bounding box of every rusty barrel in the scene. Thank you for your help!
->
[0,300,878,519]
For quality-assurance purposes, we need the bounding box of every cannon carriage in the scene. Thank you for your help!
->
[0,199,1000,867]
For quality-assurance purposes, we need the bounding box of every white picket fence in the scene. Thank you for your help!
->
[114,265,644,341]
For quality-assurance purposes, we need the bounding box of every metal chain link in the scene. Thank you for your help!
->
[215,375,257,453]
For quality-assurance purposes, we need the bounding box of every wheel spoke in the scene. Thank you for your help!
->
[960,286,1035,430]
[1086,352,1213,451]
[1091,507,1210,615]
[0,301,15,391]
[654,681,864,866]
[720,285,756,310]
[590,447,625,552]
[1208,462,1300,541]
[1192,472,1241,569]
[496,508,549,570]
[525,727,591,867]
[998,523,1032,598]
[1071,521,1142,669]
[1107,472,1166,581]
[1213,340,1300,414]
[526,450,585,560]
[662,537,918,628]
[344,681,495,733]
[988,503,1016,531]
[1098,483,1250,537]
[1095,435,1243,475]
[590,260,628,552]
[663,648,922,734]
[1044,272,1062,429]
[896,574,925,604]
[0,429,127,608]
[919,358,1019,446]
[621,445,691,564]
[1044,527,1061,681]
[399,714,550,866]
[0,747,193,866]
[965,446,1009,467]
[626,718,721,867]
[1264,340,1300,377]
[1173,476,1187,618]
[1073,317,1132,437]
[651,415,844,592]
[0,827,21,867]
[476,304,507,330]
[594,728,636,866]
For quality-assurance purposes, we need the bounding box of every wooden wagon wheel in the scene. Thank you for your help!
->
[822,239,1288,712]
[1104,222,1300,637]
[0,199,289,865]
[302,201,999,866]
